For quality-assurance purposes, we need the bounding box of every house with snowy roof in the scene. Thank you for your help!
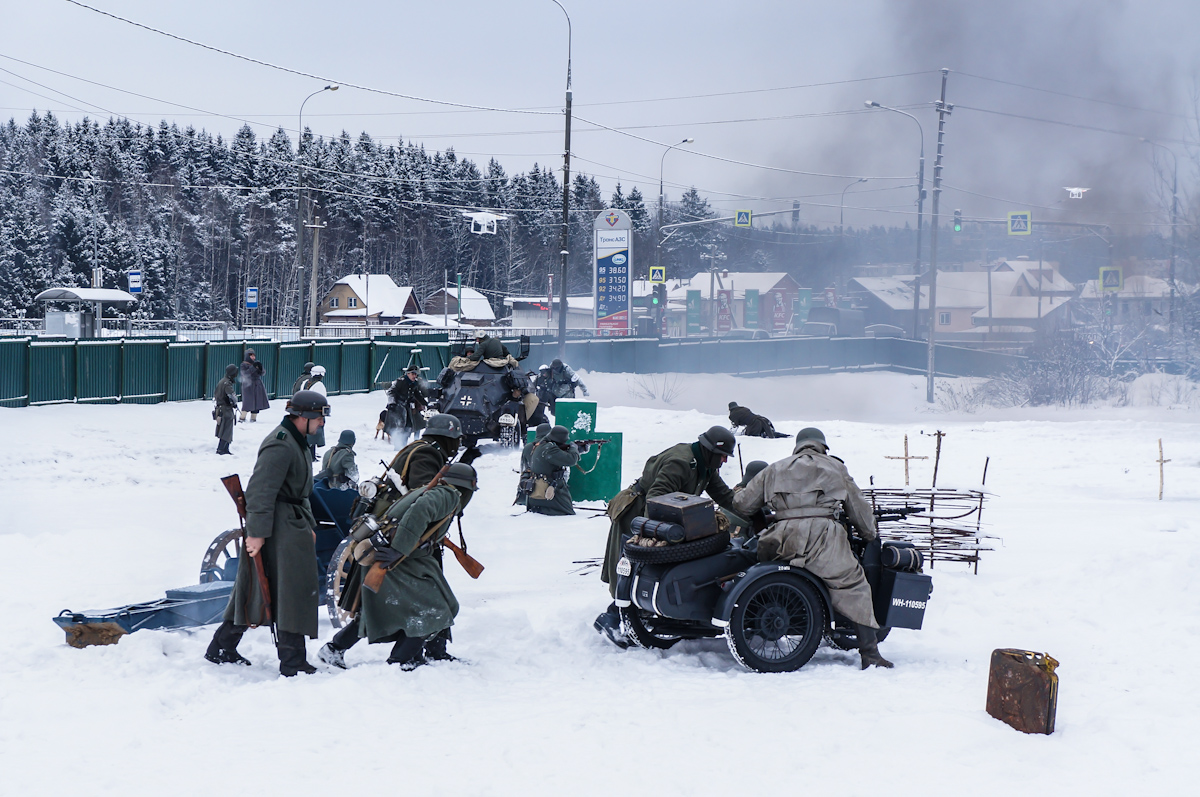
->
[423,287,496,325]
[851,261,1075,336]
[1074,273,1184,325]
[318,274,420,324]
[659,271,804,332]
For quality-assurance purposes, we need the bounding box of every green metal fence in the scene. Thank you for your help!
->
[0,334,1028,409]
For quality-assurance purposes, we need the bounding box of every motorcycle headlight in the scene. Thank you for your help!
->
[616,557,632,578]
[359,480,379,500]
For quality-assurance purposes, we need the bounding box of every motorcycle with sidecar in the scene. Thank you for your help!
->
[613,493,932,673]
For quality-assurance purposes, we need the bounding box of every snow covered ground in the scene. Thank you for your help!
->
[2,371,1197,795]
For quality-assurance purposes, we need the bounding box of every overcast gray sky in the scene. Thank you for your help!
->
[3,0,1197,232]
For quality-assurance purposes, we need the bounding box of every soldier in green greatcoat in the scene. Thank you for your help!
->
[526,426,590,516]
[319,414,463,669]
[594,426,737,648]
[213,364,238,455]
[466,330,506,361]
[205,390,329,676]
[340,463,478,669]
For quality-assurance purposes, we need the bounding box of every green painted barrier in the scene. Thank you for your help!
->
[553,399,622,502]
[205,342,244,399]
[278,343,313,396]
[76,341,121,403]
[167,343,205,402]
[28,342,75,405]
[122,340,168,404]
[312,342,342,395]
[0,338,30,407]
[340,341,371,393]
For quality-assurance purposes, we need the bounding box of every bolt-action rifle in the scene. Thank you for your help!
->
[219,474,273,632]
[362,463,485,592]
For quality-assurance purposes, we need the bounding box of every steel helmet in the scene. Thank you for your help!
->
[739,460,768,488]
[224,364,238,379]
[302,361,314,372]
[338,429,356,446]
[287,390,330,419]
[443,462,478,491]
[698,426,736,457]
[534,422,552,441]
[310,365,326,377]
[728,401,738,410]
[548,425,570,444]
[794,427,827,450]
[424,413,463,440]
[474,330,486,339]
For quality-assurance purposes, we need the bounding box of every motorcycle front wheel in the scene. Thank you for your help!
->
[725,573,825,673]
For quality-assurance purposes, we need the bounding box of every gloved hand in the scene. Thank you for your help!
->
[369,531,403,568]
[581,387,590,396]
[575,442,591,454]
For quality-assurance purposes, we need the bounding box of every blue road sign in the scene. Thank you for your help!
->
[127,270,142,294]
[1007,211,1032,236]
[246,286,259,309]
[735,210,752,228]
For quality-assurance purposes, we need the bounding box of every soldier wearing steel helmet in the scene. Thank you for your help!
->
[321,463,480,669]
[319,413,463,670]
[594,426,738,648]
[733,427,893,670]
[205,389,329,676]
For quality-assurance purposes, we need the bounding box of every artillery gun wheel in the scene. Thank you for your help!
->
[619,607,682,650]
[325,538,356,629]
[199,528,242,583]
[725,573,824,673]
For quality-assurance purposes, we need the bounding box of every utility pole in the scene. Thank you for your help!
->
[925,68,952,404]
[306,216,326,330]
[552,1,573,359]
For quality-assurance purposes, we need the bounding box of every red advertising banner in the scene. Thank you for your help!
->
[716,289,734,333]
[771,290,791,331]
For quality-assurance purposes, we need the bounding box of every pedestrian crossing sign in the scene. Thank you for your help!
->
[1007,211,1032,235]
[1099,267,1122,291]
[735,210,752,228]
[649,266,665,284]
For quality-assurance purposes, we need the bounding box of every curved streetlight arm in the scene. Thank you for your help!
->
[866,101,924,158]
[550,0,572,90]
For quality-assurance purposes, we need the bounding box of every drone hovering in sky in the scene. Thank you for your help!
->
[460,210,510,235]
[1063,187,1090,199]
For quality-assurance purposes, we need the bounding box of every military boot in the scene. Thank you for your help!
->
[318,618,361,669]
[855,624,894,670]
[216,440,231,456]
[423,628,457,662]
[277,631,317,677]
[238,411,247,423]
[593,603,629,649]
[205,621,251,666]
[386,635,426,670]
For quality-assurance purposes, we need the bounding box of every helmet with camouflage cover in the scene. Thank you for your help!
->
[424,413,462,440]
[287,389,330,419]
[443,462,478,491]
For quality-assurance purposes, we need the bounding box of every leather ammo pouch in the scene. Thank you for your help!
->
[645,493,717,541]
[986,649,1059,735]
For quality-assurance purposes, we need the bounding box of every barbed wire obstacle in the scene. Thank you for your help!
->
[864,487,997,573]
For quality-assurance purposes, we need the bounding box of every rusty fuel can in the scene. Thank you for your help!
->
[985,649,1059,734]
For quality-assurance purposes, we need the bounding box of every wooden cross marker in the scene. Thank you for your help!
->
[1158,438,1170,501]
[885,434,928,486]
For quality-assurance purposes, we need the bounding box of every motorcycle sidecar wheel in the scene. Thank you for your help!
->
[620,607,682,650]
[623,531,730,565]
[324,538,356,630]
[725,573,825,673]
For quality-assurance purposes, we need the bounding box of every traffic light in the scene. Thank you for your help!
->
[953,209,963,233]
[651,283,666,307]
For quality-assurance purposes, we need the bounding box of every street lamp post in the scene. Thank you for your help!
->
[866,100,926,339]
[839,178,867,294]
[657,137,695,280]
[550,0,572,358]
[1141,138,1178,333]
[294,84,338,336]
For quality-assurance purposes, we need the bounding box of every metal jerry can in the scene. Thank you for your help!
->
[985,649,1059,734]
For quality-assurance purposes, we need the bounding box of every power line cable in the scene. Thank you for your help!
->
[61,0,559,117]
[955,70,1187,121]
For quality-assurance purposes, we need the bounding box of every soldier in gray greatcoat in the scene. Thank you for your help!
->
[316,429,359,489]
[213,364,238,455]
[325,463,478,669]
[205,390,329,676]
[291,362,314,396]
[526,425,589,516]
[732,427,893,669]
[238,348,270,423]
